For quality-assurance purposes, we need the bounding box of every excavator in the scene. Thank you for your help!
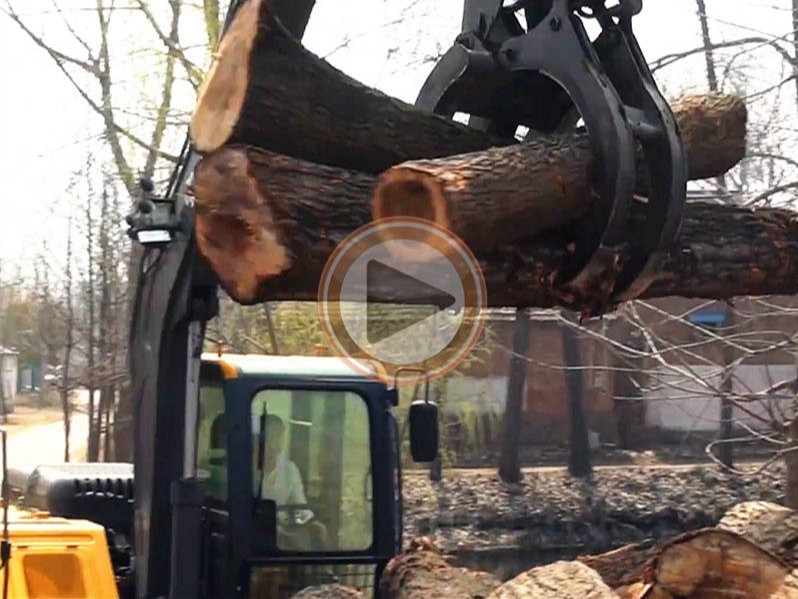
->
[0,0,686,597]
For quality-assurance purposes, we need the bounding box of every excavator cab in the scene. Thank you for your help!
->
[194,353,408,598]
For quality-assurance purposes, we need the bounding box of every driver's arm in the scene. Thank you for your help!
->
[286,461,307,505]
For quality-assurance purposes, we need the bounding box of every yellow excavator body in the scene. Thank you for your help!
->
[0,504,118,599]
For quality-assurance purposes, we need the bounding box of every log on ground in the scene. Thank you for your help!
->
[189,0,745,182]
[717,501,798,568]
[371,94,746,253]
[577,539,659,590]
[641,528,789,598]
[378,537,501,599]
[486,560,618,599]
[192,146,798,310]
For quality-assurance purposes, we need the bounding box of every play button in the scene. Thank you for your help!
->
[317,217,487,386]
[366,259,456,345]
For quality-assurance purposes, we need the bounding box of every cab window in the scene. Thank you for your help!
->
[251,389,373,552]
[197,380,227,502]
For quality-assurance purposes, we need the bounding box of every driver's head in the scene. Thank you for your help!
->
[263,415,285,465]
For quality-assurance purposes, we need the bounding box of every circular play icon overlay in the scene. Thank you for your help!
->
[317,218,487,386]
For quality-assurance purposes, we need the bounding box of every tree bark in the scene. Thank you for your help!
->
[487,560,618,598]
[193,145,374,302]
[193,145,798,311]
[641,528,789,598]
[718,500,798,568]
[189,0,501,172]
[372,94,746,254]
[498,308,530,484]
[578,540,660,590]
[379,537,501,599]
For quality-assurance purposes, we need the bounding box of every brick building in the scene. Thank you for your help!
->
[445,294,798,448]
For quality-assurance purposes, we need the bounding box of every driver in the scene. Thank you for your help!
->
[255,414,307,506]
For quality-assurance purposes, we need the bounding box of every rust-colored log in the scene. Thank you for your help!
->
[192,145,798,311]
[378,537,501,599]
[189,0,500,173]
[371,94,747,253]
[193,146,374,302]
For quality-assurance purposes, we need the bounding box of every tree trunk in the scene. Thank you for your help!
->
[193,145,798,312]
[498,308,530,484]
[487,560,618,598]
[61,216,75,462]
[189,0,501,172]
[371,94,745,255]
[718,315,735,468]
[561,311,591,478]
[641,528,789,598]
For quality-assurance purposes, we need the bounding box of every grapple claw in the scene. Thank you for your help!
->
[416,0,687,315]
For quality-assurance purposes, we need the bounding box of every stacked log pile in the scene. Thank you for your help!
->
[184,0,798,317]
[291,501,798,598]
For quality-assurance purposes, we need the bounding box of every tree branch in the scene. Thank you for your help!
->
[134,0,203,89]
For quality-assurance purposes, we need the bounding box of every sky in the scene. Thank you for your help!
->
[0,0,794,277]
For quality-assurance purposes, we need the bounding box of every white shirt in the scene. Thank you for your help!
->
[257,454,307,506]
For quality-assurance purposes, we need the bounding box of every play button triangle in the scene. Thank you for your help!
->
[366,260,456,345]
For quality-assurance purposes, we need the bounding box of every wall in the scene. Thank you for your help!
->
[0,352,18,404]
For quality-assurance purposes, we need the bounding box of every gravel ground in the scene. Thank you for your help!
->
[401,463,786,578]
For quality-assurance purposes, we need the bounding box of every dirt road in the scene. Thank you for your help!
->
[0,391,89,484]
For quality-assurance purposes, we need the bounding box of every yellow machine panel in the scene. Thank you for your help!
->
[0,506,119,599]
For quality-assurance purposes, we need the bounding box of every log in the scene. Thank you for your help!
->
[289,585,363,598]
[641,528,789,598]
[378,537,501,599]
[189,0,501,173]
[771,568,798,598]
[615,583,672,599]
[578,540,659,590]
[192,145,798,311]
[190,0,744,184]
[371,94,746,253]
[717,501,798,569]
[486,561,618,599]
[193,145,374,301]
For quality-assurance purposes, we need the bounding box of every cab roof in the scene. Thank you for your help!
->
[201,352,387,382]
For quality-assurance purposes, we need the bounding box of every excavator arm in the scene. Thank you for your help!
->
[125,3,316,597]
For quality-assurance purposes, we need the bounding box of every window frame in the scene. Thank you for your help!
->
[238,379,382,560]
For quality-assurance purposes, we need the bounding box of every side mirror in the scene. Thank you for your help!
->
[409,399,438,462]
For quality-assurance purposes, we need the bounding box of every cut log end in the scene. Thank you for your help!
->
[371,168,454,259]
[193,146,290,302]
[645,528,789,598]
[190,0,263,153]
[373,168,450,227]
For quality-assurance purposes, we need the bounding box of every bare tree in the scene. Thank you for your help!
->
[60,213,76,462]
